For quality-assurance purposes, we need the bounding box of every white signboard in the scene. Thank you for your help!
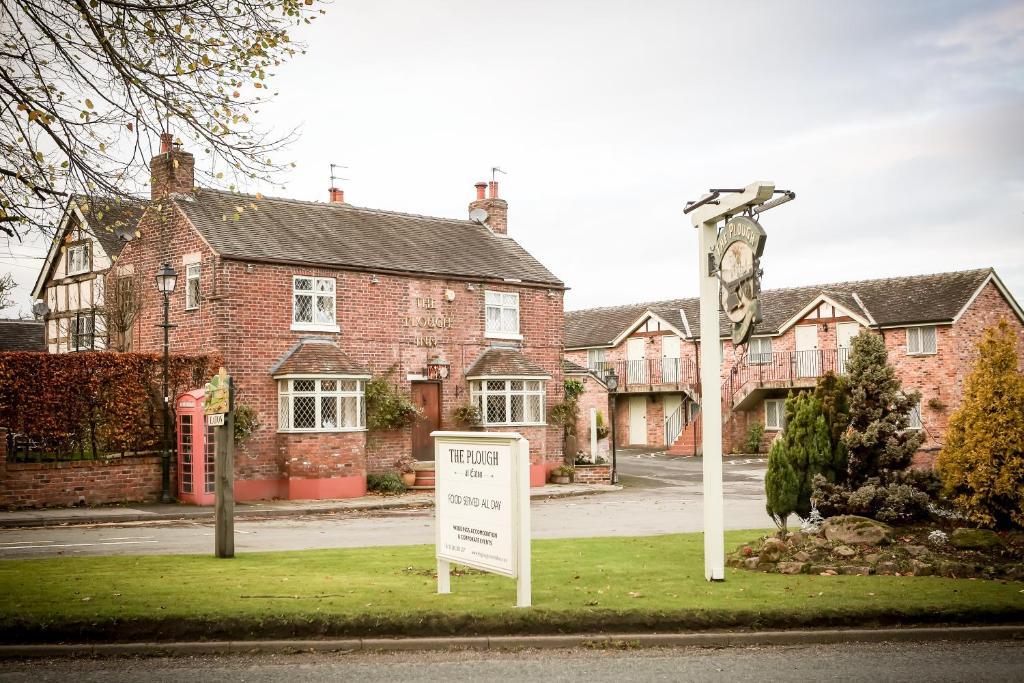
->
[207,413,225,426]
[433,431,531,607]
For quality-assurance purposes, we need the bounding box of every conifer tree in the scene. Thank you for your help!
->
[937,321,1024,528]
[842,332,922,486]
[814,371,850,483]
[765,438,798,530]
[764,391,833,522]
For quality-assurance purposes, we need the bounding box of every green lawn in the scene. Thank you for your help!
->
[1,531,1022,642]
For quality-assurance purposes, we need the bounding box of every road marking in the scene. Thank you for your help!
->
[0,540,159,552]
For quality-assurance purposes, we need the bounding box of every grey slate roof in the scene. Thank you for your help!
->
[74,195,149,258]
[0,320,45,352]
[566,268,997,347]
[174,189,563,287]
[465,348,551,378]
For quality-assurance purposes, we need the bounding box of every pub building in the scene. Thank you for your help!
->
[115,136,566,500]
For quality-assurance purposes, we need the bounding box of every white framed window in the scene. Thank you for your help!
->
[587,348,607,371]
[765,398,786,431]
[67,243,90,276]
[907,399,923,431]
[292,276,338,331]
[906,326,937,355]
[748,337,773,365]
[485,290,520,338]
[70,313,95,351]
[185,263,201,310]
[470,378,546,426]
[277,377,366,432]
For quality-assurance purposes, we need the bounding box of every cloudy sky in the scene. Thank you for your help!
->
[3,0,1022,315]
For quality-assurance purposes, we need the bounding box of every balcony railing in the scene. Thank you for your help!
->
[590,358,699,389]
[728,348,851,404]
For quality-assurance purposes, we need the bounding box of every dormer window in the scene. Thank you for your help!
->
[67,243,90,276]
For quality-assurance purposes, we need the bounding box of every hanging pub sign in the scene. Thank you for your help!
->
[712,215,766,345]
[432,431,532,608]
[204,367,230,416]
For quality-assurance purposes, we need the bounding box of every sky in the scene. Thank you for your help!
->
[3,0,1023,316]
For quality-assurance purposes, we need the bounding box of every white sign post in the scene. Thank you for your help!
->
[433,431,531,607]
[687,181,776,581]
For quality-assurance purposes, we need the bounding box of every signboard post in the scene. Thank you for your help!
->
[432,431,531,608]
[685,181,780,581]
[204,367,234,559]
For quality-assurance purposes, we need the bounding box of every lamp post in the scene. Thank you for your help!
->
[605,368,619,484]
[155,262,178,503]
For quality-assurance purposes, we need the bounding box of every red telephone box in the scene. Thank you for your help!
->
[177,389,216,505]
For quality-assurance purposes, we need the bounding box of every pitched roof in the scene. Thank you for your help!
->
[562,358,590,374]
[173,189,563,287]
[465,347,551,378]
[566,268,1001,347]
[74,195,149,258]
[0,320,45,352]
[270,339,370,377]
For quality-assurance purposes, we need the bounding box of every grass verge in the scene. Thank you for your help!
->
[1,530,1022,643]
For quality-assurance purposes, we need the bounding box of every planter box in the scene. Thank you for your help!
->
[573,464,612,485]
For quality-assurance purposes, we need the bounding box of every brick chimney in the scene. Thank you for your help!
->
[328,187,345,204]
[468,180,508,235]
[150,133,195,200]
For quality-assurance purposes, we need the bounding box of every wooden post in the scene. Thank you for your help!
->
[215,376,235,558]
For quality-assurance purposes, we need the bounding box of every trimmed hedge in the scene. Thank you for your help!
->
[0,352,217,460]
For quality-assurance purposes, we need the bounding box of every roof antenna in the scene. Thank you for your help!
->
[491,166,506,182]
[329,163,349,188]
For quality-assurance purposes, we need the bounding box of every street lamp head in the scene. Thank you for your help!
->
[155,262,178,294]
[605,369,618,392]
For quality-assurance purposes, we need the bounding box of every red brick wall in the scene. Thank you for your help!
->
[116,204,566,496]
[572,374,609,456]
[0,432,169,509]
[573,464,611,484]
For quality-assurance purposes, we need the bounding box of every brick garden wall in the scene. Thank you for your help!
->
[573,464,611,485]
[0,428,169,509]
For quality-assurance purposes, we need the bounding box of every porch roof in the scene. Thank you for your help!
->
[270,339,370,377]
[466,348,550,379]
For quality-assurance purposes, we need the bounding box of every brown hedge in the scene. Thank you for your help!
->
[0,352,218,460]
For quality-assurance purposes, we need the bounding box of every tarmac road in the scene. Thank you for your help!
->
[0,451,772,559]
[2,640,1021,682]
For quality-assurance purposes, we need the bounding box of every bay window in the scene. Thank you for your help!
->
[277,376,366,432]
[470,378,546,426]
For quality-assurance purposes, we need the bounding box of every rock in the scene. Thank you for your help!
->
[778,561,808,575]
[808,548,827,562]
[787,532,807,547]
[909,559,934,577]
[833,545,857,559]
[864,553,882,564]
[811,536,830,548]
[822,515,892,545]
[938,560,974,578]
[950,528,1003,550]
[759,538,786,563]
[793,550,812,563]
[743,557,761,570]
[810,565,838,575]
[759,562,777,573]
[840,566,871,576]
[905,545,930,558]
[876,561,899,575]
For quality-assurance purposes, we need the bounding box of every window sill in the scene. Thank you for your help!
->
[481,423,547,428]
[485,332,523,341]
[277,428,367,434]
[906,352,937,357]
[291,323,340,333]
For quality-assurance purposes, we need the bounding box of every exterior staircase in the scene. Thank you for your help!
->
[666,409,701,456]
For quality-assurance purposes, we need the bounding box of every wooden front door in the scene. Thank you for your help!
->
[795,324,819,378]
[411,382,441,462]
[627,337,646,384]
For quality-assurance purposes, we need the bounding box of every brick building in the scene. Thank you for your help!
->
[565,269,1024,460]
[105,136,566,500]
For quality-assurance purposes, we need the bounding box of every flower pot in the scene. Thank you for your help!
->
[551,475,570,485]
[401,472,416,487]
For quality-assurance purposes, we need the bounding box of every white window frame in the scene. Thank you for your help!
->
[469,377,546,426]
[906,326,937,356]
[907,399,923,431]
[277,375,368,433]
[747,336,773,365]
[484,290,521,339]
[765,398,786,431]
[66,243,90,276]
[586,348,607,371]
[185,263,201,311]
[291,275,339,332]
[70,313,95,351]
